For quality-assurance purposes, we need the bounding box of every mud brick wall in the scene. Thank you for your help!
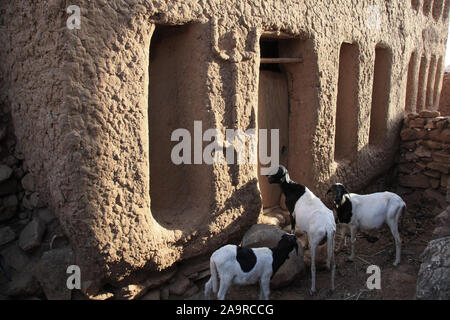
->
[398,111,450,199]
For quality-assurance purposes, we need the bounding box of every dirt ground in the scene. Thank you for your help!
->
[192,187,441,301]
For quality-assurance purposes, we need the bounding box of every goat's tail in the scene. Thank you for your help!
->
[327,229,336,291]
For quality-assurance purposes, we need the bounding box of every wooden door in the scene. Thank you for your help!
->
[258,70,289,208]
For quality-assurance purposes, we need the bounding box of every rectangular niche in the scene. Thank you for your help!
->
[432,0,444,21]
[433,56,444,108]
[148,24,211,231]
[423,0,433,15]
[444,0,450,21]
[416,55,429,112]
[334,43,359,161]
[369,46,392,146]
[411,0,420,11]
[426,55,437,108]
[405,51,418,113]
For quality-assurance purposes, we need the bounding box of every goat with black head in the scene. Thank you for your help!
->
[327,183,352,223]
[267,165,305,233]
[267,165,336,294]
[327,183,406,266]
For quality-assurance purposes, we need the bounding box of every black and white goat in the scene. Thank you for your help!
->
[267,165,336,294]
[327,183,406,266]
[204,233,298,300]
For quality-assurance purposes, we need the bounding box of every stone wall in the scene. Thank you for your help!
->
[416,180,450,300]
[398,111,450,206]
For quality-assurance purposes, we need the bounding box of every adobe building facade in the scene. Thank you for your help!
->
[0,0,448,289]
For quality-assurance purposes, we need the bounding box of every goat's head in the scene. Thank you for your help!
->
[327,183,350,208]
[267,165,289,184]
[279,233,298,256]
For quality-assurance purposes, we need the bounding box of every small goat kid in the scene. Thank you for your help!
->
[204,234,298,300]
[267,165,336,294]
[327,183,406,266]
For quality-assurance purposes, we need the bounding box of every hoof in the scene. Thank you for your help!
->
[309,288,316,296]
[393,261,400,266]
[346,257,354,263]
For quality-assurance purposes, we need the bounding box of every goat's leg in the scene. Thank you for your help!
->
[387,218,402,266]
[217,277,231,300]
[336,225,345,251]
[327,231,336,292]
[310,240,318,294]
[336,223,348,252]
[302,234,310,250]
[258,287,263,300]
[259,276,271,300]
[348,225,357,262]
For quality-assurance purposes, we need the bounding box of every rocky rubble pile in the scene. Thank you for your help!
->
[110,258,212,300]
[0,105,72,300]
[415,166,450,299]
[398,111,450,209]
[416,236,450,300]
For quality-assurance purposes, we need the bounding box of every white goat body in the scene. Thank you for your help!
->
[343,192,405,230]
[210,244,273,294]
[330,183,406,266]
[293,187,336,293]
[204,234,298,300]
[294,187,336,239]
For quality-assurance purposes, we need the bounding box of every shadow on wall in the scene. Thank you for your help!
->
[317,144,400,212]
[152,178,261,264]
